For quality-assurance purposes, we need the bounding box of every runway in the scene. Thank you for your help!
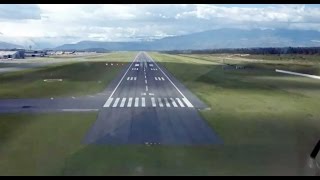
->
[0,52,222,145]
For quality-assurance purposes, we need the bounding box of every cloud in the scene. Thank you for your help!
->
[1,4,320,48]
[0,4,41,20]
[311,39,320,43]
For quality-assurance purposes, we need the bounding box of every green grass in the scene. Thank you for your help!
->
[0,53,135,98]
[0,113,299,176]
[0,52,319,175]
[0,113,96,175]
[149,52,320,175]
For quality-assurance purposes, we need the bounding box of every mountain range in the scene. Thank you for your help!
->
[2,28,320,51]
[0,41,24,49]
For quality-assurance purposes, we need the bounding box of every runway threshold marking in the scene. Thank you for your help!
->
[175,98,185,107]
[145,52,194,108]
[112,98,120,107]
[134,97,139,107]
[103,98,114,107]
[170,98,178,107]
[164,98,171,107]
[120,98,126,107]
[106,53,140,100]
[158,98,164,107]
[141,97,146,107]
[127,97,133,107]
[182,98,194,108]
[151,97,156,107]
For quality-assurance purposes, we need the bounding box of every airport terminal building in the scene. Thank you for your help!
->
[0,50,24,59]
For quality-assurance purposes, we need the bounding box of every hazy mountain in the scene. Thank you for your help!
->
[0,41,24,49]
[54,28,320,51]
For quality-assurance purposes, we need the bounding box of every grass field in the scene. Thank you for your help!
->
[149,52,320,175]
[0,52,319,175]
[0,52,135,98]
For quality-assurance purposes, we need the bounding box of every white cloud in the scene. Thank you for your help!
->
[311,39,320,43]
[0,4,320,48]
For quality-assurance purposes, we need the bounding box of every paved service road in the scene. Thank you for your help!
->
[83,52,222,145]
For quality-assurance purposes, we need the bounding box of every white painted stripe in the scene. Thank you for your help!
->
[276,69,320,80]
[107,52,140,99]
[170,98,178,107]
[135,97,139,107]
[103,98,114,107]
[112,98,120,107]
[155,77,158,81]
[175,98,185,107]
[164,98,171,107]
[182,98,194,107]
[161,77,165,81]
[151,97,156,107]
[120,98,126,107]
[141,92,146,96]
[127,77,130,80]
[146,85,148,91]
[141,97,146,107]
[158,98,164,107]
[134,77,137,80]
[127,97,133,107]
[145,80,147,84]
[145,52,194,107]
[145,75,146,79]
[130,77,133,80]
[149,93,154,96]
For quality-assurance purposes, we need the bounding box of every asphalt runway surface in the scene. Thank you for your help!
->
[0,52,222,145]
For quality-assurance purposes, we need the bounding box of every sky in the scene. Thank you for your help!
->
[1,4,320,48]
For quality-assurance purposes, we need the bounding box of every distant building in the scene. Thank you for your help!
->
[0,50,24,59]
[25,50,46,57]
